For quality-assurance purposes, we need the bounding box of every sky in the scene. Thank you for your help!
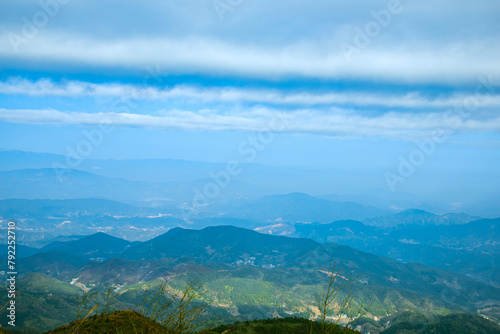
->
[0,0,500,207]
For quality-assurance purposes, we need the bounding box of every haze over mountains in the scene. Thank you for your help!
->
[1,153,499,332]
[2,0,500,332]
[3,225,500,332]
[1,150,499,217]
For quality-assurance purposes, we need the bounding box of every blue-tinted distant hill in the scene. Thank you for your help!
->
[0,197,187,245]
[117,225,500,312]
[0,168,270,207]
[17,250,88,278]
[122,225,319,265]
[0,243,39,258]
[0,150,67,171]
[292,217,499,287]
[0,198,150,218]
[225,193,391,223]
[0,150,332,198]
[5,225,500,330]
[2,150,499,218]
[0,168,169,205]
[363,209,481,227]
[293,220,381,247]
[41,232,137,260]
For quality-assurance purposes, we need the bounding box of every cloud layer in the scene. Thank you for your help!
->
[1,0,499,140]
[2,78,500,109]
[1,0,499,84]
[1,34,499,84]
[1,107,499,140]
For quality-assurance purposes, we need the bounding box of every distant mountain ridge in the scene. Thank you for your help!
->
[364,208,481,227]
[122,225,319,266]
[0,168,271,207]
[0,198,146,218]
[291,217,500,287]
[17,250,89,278]
[30,227,500,306]
[9,226,500,332]
[225,192,392,223]
[2,149,499,217]
[41,232,137,260]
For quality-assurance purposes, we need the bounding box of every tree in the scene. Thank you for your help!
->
[136,278,212,333]
[316,262,369,333]
[74,278,212,333]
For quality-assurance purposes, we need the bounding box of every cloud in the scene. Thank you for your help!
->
[1,33,499,84]
[2,0,499,85]
[1,107,499,140]
[2,78,500,110]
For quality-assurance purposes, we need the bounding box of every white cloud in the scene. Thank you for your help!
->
[1,107,499,140]
[1,0,499,85]
[1,33,499,84]
[2,78,500,110]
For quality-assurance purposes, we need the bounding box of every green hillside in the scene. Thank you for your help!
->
[0,273,81,332]
[47,310,168,334]
[380,312,500,334]
[212,317,360,334]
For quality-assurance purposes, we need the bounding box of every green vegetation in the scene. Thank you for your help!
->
[17,273,81,295]
[47,310,171,334]
[1,224,498,333]
[58,278,212,334]
[316,263,368,332]
[380,311,500,334]
[212,317,359,334]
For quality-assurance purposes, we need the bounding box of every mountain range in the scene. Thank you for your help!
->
[2,149,499,216]
[2,224,499,332]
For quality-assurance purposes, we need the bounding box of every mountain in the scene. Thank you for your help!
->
[18,272,81,295]
[0,273,81,331]
[47,310,169,334]
[364,209,480,227]
[293,217,499,248]
[190,217,265,229]
[0,150,364,201]
[39,308,500,334]
[213,317,359,334]
[0,198,147,218]
[0,150,302,185]
[3,226,500,332]
[0,168,166,205]
[120,226,500,310]
[2,150,499,218]
[35,234,88,249]
[64,257,175,286]
[0,150,67,171]
[225,193,391,223]
[42,232,137,260]
[17,250,88,278]
[0,198,187,246]
[0,243,39,258]
[293,220,381,247]
[0,168,270,208]
[292,218,500,287]
[122,225,319,266]
[380,312,500,334]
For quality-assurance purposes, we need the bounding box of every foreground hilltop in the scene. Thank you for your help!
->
[46,311,358,334]
[43,310,500,334]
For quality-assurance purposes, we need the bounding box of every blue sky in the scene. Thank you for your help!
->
[1,0,500,206]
